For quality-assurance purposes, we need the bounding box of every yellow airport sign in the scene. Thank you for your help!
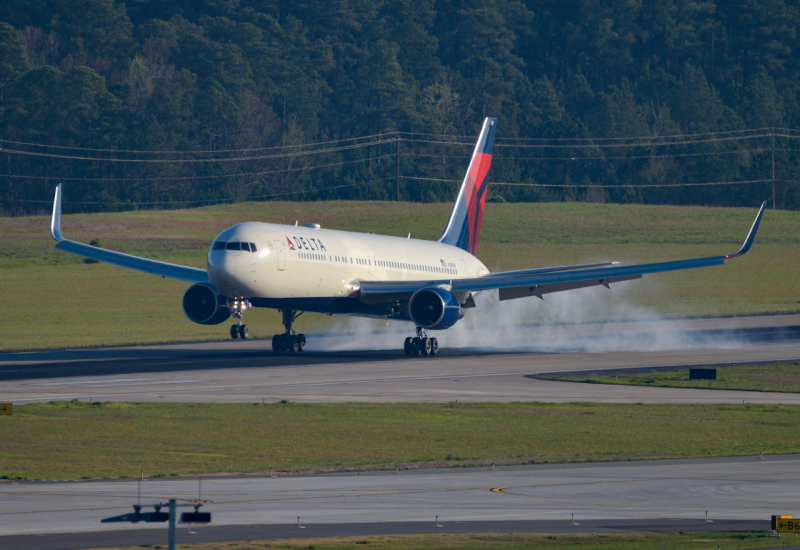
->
[0,403,12,415]
[773,515,799,532]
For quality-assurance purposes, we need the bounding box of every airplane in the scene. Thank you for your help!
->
[49,117,767,356]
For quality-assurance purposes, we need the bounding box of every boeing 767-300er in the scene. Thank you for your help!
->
[50,118,766,355]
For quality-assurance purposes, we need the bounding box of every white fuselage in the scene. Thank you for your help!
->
[206,222,490,304]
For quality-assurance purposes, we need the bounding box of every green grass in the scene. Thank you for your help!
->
[96,532,782,550]
[543,362,800,393]
[3,401,800,480]
[1,202,799,351]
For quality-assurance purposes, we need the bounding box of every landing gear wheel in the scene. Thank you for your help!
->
[429,337,438,356]
[238,325,249,339]
[297,334,306,352]
[404,337,413,356]
[272,334,281,353]
[412,337,421,356]
[421,337,432,356]
[230,325,239,339]
[288,335,300,354]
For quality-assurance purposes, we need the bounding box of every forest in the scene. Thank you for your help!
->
[1,0,799,213]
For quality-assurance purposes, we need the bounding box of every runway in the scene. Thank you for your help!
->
[1,455,797,548]
[1,314,799,404]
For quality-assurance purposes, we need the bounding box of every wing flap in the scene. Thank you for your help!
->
[498,274,642,301]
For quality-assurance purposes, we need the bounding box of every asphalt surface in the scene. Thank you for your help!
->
[1,455,798,548]
[1,315,799,404]
[0,520,781,550]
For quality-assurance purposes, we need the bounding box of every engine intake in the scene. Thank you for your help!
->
[408,287,464,330]
[182,283,231,325]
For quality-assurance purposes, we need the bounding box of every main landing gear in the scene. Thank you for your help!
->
[272,309,306,354]
[229,298,251,340]
[404,326,438,357]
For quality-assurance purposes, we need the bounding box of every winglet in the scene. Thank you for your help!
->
[50,183,64,241]
[725,201,767,259]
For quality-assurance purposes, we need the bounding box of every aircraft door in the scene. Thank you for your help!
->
[459,259,467,275]
[274,240,286,271]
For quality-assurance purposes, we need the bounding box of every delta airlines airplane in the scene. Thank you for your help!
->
[50,118,766,356]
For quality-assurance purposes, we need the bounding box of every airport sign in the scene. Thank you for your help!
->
[773,515,798,532]
[0,403,12,415]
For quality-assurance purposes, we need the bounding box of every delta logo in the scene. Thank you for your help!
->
[286,235,327,252]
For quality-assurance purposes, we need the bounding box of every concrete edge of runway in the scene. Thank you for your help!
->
[0,519,781,550]
[530,357,800,379]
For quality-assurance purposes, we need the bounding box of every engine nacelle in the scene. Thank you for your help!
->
[182,283,231,325]
[408,287,464,330]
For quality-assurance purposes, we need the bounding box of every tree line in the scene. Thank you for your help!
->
[1,0,799,214]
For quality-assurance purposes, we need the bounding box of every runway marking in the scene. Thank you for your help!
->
[25,379,202,388]
[5,370,545,402]
[486,468,800,509]
[3,468,798,513]
[26,378,159,386]
[9,356,800,402]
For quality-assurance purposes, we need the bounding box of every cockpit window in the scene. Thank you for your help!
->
[213,241,257,252]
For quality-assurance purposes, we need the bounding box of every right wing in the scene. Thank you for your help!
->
[50,184,209,283]
[358,201,767,303]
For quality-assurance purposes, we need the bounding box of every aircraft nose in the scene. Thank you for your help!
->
[207,250,237,283]
[221,253,237,277]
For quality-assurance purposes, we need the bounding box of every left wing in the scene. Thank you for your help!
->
[358,201,767,304]
[50,184,209,283]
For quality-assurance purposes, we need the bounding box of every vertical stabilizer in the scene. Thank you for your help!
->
[438,117,497,255]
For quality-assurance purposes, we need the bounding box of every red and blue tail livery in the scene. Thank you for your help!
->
[439,117,497,255]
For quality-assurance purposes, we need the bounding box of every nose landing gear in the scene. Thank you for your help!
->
[271,310,306,353]
[228,298,251,340]
[404,326,438,357]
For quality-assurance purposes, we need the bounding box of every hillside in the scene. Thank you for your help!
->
[1,1,799,212]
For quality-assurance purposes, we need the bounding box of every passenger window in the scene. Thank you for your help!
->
[250,243,257,252]
[212,241,225,250]
[226,242,240,250]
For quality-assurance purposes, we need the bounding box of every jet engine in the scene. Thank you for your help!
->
[408,287,464,330]
[182,283,231,325]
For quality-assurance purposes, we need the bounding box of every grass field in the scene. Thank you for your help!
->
[97,532,780,550]
[1,201,798,351]
[2,401,800,480]
[543,362,800,393]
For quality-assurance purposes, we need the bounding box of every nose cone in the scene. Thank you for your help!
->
[208,251,238,292]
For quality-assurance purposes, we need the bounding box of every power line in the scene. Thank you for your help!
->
[406,148,772,161]
[0,131,392,155]
[1,154,395,182]
[401,175,775,188]
[406,133,778,149]
[0,137,398,163]
[399,127,775,142]
[9,177,396,206]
